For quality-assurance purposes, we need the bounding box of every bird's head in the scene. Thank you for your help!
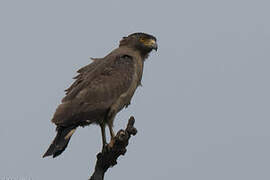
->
[119,32,157,58]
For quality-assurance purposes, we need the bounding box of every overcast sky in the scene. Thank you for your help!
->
[0,0,270,179]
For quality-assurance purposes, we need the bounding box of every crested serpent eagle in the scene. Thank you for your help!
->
[43,32,158,158]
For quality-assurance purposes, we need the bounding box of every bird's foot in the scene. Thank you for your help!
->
[108,139,115,148]
[102,143,110,153]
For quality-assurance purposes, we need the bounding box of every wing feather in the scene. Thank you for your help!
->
[64,58,104,95]
[52,54,135,126]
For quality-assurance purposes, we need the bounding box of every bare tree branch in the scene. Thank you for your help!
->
[89,116,137,180]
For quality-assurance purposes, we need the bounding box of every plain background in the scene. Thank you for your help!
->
[0,0,270,179]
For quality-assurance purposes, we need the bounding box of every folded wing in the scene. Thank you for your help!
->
[52,54,135,126]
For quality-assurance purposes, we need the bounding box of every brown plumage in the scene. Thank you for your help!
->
[43,32,157,158]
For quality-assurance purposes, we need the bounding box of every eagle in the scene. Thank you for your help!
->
[43,32,157,158]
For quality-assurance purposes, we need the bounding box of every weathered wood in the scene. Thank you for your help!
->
[89,116,137,180]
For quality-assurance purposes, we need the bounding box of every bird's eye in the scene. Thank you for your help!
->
[139,37,147,43]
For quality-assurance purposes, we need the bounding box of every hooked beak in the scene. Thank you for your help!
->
[152,43,158,51]
[148,39,158,51]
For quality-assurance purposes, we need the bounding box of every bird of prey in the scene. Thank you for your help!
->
[43,32,157,158]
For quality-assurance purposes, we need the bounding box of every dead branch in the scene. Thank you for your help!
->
[89,116,137,180]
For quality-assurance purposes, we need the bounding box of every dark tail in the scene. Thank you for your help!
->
[43,125,77,158]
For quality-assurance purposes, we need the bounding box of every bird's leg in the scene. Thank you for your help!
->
[100,123,107,147]
[108,123,115,141]
[107,107,116,144]
[108,113,116,140]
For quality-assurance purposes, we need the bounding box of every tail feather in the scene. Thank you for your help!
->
[43,126,76,158]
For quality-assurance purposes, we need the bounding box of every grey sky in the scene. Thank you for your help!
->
[0,0,270,179]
